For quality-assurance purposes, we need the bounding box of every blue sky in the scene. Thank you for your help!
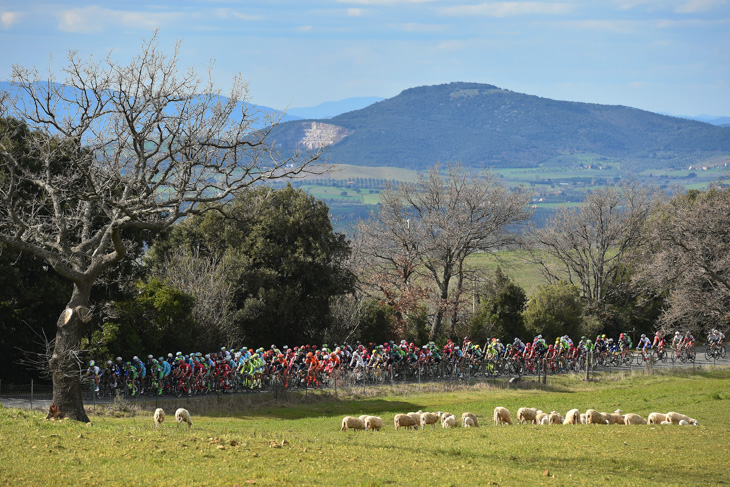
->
[1,0,728,115]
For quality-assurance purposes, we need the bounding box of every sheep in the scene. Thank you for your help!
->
[563,409,580,425]
[442,414,457,428]
[535,411,548,425]
[605,410,625,425]
[548,411,564,425]
[407,412,423,429]
[666,412,698,426]
[175,408,192,429]
[364,416,383,431]
[153,408,165,428]
[420,412,440,429]
[678,419,689,426]
[623,413,647,425]
[648,412,667,425]
[493,407,513,426]
[660,420,671,425]
[359,415,369,422]
[463,416,475,428]
[541,416,549,425]
[585,409,609,425]
[394,413,417,430]
[580,413,586,424]
[341,416,366,432]
[462,412,479,427]
[517,407,538,424]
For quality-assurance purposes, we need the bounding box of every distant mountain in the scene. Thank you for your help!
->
[676,114,730,127]
[270,82,730,170]
[0,81,300,128]
[286,97,385,119]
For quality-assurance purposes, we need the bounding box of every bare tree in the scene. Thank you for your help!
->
[355,164,530,338]
[528,183,657,307]
[326,294,366,344]
[637,187,730,334]
[153,248,238,348]
[0,34,320,421]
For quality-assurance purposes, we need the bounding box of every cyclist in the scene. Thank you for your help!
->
[125,361,139,396]
[681,331,695,351]
[671,331,683,355]
[652,332,666,357]
[83,360,101,392]
[637,334,652,359]
[132,356,146,394]
[149,359,164,395]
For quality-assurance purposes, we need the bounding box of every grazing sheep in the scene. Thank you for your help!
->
[648,412,667,425]
[341,416,366,432]
[580,413,586,424]
[364,416,383,431]
[420,412,440,429]
[493,407,513,426]
[463,416,475,428]
[394,413,417,430]
[535,411,548,425]
[442,414,457,428]
[605,410,625,425]
[563,409,580,425]
[517,407,538,424]
[153,408,165,428]
[175,408,192,429]
[407,412,423,429]
[438,412,453,421]
[541,416,550,425]
[359,415,369,422]
[666,412,698,426]
[660,420,671,425]
[623,413,647,425]
[462,412,479,427]
[678,419,689,426]
[585,409,609,425]
[548,411,564,425]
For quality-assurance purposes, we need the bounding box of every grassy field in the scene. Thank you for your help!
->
[1,369,728,486]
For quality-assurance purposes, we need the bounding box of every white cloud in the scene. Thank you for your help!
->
[550,19,638,32]
[296,25,313,33]
[390,22,447,32]
[675,0,727,13]
[437,39,470,50]
[440,2,574,17]
[336,0,435,5]
[1,11,22,29]
[57,6,184,34]
[215,9,263,21]
[347,8,365,16]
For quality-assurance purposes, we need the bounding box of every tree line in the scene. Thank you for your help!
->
[1,36,728,421]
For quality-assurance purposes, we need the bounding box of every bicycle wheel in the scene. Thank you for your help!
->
[705,349,713,361]
[720,346,726,359]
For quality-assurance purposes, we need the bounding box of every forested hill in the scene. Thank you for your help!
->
[270,82,730,170]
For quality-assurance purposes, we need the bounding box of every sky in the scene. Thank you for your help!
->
[1,0,729,116]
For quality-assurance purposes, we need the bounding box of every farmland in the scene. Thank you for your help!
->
[1,368,727,486]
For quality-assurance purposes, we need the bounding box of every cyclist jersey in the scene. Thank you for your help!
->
[638,337,651,349]
[161,361,171,377]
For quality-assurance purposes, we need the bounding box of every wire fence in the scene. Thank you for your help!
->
[1,345,726,410]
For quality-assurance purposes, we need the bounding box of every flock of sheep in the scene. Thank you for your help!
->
[153,407,193,429]
[340,407,699,431]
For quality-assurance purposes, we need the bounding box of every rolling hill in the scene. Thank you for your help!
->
[270,82,730,171]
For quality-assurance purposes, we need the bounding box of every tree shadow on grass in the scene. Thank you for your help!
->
[248,398,427,420]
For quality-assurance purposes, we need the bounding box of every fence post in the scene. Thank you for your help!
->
[542,358,547,384]
[30,378,34,410]
[585,353,590,381]
[418,365,421,392]
[334,371,337,396]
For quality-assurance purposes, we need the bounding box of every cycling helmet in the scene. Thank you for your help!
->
[133,356,139,361]
[641,334,646,338]
[306,352,313,358]
[675,331,680,335]
[655,331,661,336]
[107,360,112,365]
[89,360,95,366]
[116,356,122,361]
[619,333,624,338]
[148,354,153,359]
[602,334,606,338]
[152,359,158,364]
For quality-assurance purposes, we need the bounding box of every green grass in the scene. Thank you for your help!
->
[2,369,727,486]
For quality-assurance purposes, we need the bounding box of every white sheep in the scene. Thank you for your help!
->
[541,415,549,425]
[536,411,548,425]
[603,409,625,425]
[585,409,609,425]
[548,411,564,425]
[153,408,165,428]
[580,413,586,424]
[358,414,369,422]
[364,416,383,431]
[420,412,440,429]
[623,413,647,425]
[461,412,479,427]
[175,408,192,429]
[407,412,422,429]
[678,419,689,426]
[493,407,512,426]
[394,413,417,430]
[442,414,457,428]
[341,416,366,432]
[517,407,538,424]
[462,416,475,428]
[660,420,671,425]
[563,409,580,425]
[666,412,698,426]
[648,412,667,425]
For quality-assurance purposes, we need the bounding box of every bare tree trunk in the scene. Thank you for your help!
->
[49,283,91,422]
